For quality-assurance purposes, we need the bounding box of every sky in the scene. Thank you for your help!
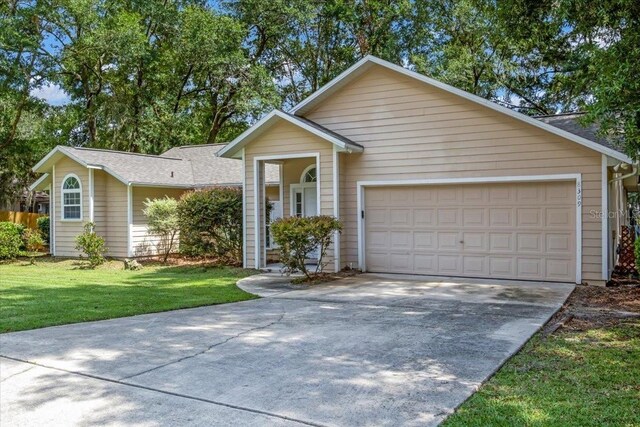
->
[30,82,70,106]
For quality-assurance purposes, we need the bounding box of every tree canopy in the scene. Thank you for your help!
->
[1,0,638,204]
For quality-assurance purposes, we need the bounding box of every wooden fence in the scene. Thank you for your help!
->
[0,211,45,229]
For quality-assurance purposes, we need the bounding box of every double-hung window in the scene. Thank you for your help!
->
[61,175,82,220]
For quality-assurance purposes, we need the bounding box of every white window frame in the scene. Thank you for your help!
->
[60,173,83,222]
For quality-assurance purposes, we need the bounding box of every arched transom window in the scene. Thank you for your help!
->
[301,166,317,183]
[61,174,82,220]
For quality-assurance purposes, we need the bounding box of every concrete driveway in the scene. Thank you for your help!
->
[0,274,573,426]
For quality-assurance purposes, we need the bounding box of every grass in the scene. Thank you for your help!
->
[443,321,640,427]
[0,258,258,333]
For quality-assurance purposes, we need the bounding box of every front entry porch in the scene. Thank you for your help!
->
[253,152,337,271]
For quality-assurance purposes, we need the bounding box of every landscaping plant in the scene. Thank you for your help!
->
[177,187,243,263]
[0,222,23,260]
[75,222,108,268]
[143,197,180,263]
[22,228,44,264]
[36,216,50,244]
[270,215,342,278]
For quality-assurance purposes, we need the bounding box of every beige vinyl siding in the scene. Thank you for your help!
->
[53,157,89,257]
[306,65,603,282]
[93,170,108,238]
[103,174,128,257]
[131,187,185,256]
[245,120,335,268]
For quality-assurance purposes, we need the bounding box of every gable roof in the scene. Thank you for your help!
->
[290,55,631,163]
[161,144,279,185]
[535,112,622,152]
[216,110,364,159]
[33,144,279,188]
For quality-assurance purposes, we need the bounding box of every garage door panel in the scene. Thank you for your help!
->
[437,232,459,250]
[414,232,436,250]
[489,208,513,227]
[516,233,542,253]
[414,209,435,226]
[438,255,459,273]
[413,254,436,273]
[390,209,411,226]
[546,208,572,227]
[462,232,486,251]
[463,256,486,275]
[367,208,388,225]
[489,257,515,276]
[364,182,575,282]
[463,209,485,226]
[489,233,513,251]
[390,231,412,249]
[437,208,459,226]
[517,208,543,227]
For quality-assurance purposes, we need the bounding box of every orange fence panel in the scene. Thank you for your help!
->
[0,211,45,229]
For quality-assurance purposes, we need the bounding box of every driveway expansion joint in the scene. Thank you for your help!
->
[118,302,288,381]
[0,354,324,427]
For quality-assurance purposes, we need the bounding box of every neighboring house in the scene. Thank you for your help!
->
[30,144,280,258]
[218,55,637,285]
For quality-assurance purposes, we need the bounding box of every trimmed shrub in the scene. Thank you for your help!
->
[75,222,108,268]
[177,187,243,263]
[37,216,50,244]
[270,215,342,278]
[143,197,180,263]
[0,222,23,260]
[23,229,45,264]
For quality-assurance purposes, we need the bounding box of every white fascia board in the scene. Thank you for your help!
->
[291,55,631,163]
[29,173,50,191]
[217,110,362,159]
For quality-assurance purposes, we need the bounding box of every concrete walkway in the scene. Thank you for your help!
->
[0,274,574,426]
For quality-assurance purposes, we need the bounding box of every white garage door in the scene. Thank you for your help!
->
[364,182,576,282]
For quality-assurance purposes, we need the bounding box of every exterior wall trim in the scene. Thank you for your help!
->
[88,168,95,222]
[601,154,609,280]
[127,184,133,257]
[356,174,583,284]
[51,165,56,256]
[333,146,340,272]
[253,152,321,269]
[242,148,247,268]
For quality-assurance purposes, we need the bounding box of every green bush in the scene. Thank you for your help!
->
[0,222,23,260]
[143,197,180,263]
[23,228,45,264]
[37,216,50,244]
[177,187,243,263]
[270,215,342,278]
[75,222,108,268]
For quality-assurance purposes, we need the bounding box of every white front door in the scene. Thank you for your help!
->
[291,184,319,259]
[292,185,317,218]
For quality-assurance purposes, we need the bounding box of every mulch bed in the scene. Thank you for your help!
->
[543,284,640,335]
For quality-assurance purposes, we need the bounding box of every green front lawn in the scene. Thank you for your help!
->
[0,258,258,333]
[444,321,640,427]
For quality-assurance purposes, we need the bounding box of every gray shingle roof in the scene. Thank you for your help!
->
[56,144,278,187]
[161,144,279,185]
[535,113,623,152]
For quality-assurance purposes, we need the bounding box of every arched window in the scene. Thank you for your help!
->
[301,166,316,183]
[61,174,82,220]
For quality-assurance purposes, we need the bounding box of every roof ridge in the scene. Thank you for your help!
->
[174,143,228,149]
[534,112,586,118]
[65,146,184,161]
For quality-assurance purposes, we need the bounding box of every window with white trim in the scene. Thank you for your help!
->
[301,166,316,183]
[61,175,82,220]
